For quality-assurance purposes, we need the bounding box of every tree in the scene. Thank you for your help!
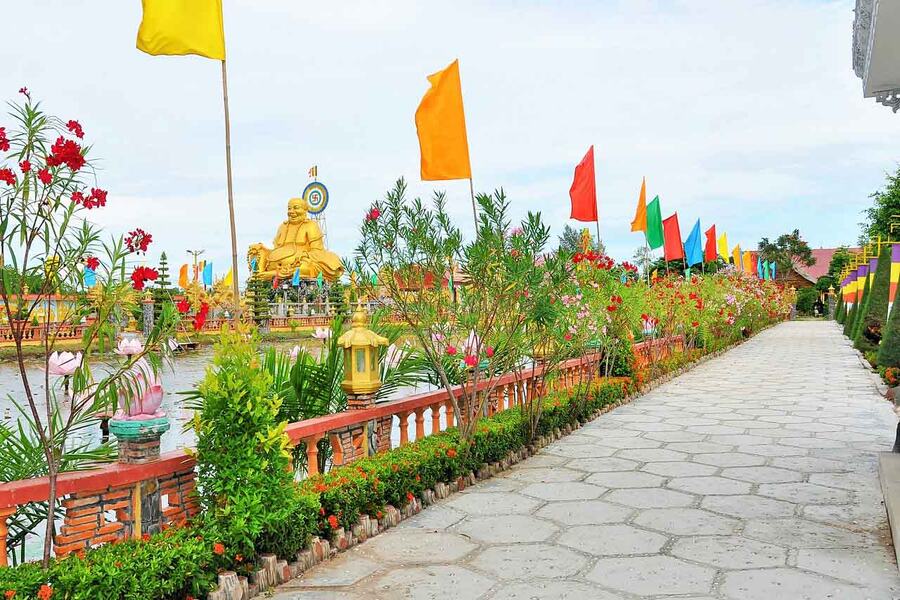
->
[558,224,604,255]
[855,245,891,353]
[878,294,900,368]
[859,166,900,244]
[851,272,872,341]
[152,252,174,321]
[757,229,815,282]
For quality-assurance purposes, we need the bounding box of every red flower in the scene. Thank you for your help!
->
[691,321,699,328]
[0,127,9,152]
[406,492,414,502]
[37,586,52,600]
[176,299,191,314]
[564,333,573,341]
[71,191,84,205]
[366,207,381,221]
[125,228,152,254]
[485,346,494,358]
[6,591,16,599]
[327,515,339,529]
[464,354,477,367]
[446,448,457,458]
[572,252,584,264]
[37,168,51,185]
[46,136,85,171]
[0,168,15,186]
[85,256,100,271]
[606,305,617,312]
[18,87,29,99]
[83,188,107,209]
[19,160,30,173]
[66,120,84,139]
[130,266,159,291]
[376,510,383,519]
[445,345,457,356]
[213,542,225,555]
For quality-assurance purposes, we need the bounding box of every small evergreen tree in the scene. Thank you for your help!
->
[835,293,846,323]
[152,252,173,320]
[851,272,873,341]
[878,296,900,368]
[854,246,891,353]
[843,294,859,337]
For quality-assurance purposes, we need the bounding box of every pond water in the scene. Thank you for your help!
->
[0,339,434,455]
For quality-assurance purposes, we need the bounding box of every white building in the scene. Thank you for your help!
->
[854,0,900,111]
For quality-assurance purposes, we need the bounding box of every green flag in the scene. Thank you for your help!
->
[646,195,664,249]
[316,272,324,288]
[685,267,691,279]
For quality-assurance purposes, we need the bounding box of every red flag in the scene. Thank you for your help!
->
[663,213,684,262]
[569,146,597,222]
[272,276,280,289]
[704,225,717,263]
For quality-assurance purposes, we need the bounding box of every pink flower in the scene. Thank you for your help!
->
[312,326,331,341]
[115,338,144,356]
[445,345,457,356]
[485,346,494,358]
[464,354,478,368]
[47,351,82,376]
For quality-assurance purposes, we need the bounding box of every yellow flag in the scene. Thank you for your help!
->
[178,264,188,288]
[717,232,729,261]
[137,0,226,60]
[732,245,742,272]
[415,59,472,181]
[630,177,647,233]
[222,268,233,287]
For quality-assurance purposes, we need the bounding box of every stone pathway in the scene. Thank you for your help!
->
[272,321,900,599]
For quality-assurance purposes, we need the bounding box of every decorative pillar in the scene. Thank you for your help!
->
[827,286,837,320]
[142,291,155,333]
[333,305,389,464]
[0,506,15,567]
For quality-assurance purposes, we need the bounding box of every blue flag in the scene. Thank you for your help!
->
[757,256,763,279]
[250,258,258,272]
[202,262,213,286]
[683,219,703,267]
[83,266,97,287]
[769,261,776,280]
[292,268,301,286]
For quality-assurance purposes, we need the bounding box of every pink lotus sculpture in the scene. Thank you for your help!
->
[47,351,82,376]
[115,358,164,420]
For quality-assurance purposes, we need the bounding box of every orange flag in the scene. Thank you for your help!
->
[415,59,472,181]
[630,177,647,233]
[178,264,188,288]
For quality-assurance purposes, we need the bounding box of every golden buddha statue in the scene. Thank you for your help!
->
[247,197,344,281]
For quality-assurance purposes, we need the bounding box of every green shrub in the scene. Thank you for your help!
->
[851,273,872,341]
[855,246,891,353]
[878,301,900,368]
[189,330,297,560]
[795,287,819,316]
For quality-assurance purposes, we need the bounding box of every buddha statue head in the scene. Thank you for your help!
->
[287,197,309,224]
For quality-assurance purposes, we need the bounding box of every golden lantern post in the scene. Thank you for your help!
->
[337,305,388,459]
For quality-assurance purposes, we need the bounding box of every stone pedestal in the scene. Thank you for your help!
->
[109,417,170,464]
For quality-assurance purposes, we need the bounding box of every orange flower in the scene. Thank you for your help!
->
[142,533,151,541]
[5,590,16,599]
[406,492,414,502]
[37,585,53,600]
[235,554,243,562]
[327,515,339,529]
[213,542,225,556]
[446,448,457,458]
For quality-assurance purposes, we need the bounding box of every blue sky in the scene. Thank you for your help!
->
[3,0,898,280]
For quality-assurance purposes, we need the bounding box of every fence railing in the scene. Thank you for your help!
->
[0,335,684,566]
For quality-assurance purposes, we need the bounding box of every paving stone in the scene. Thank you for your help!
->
[692,452,766,467]
[502,467,584,483]
[671,535,786,569]
[721,567,872,600]
[633,507,739,536]
[644,430,706,443]
[738,443,807,457]
[720,465,804,483]
[701,494,796,519]
[617,448,687,462]
[743,518,875,548]
[509,454,570,468]
[452,515,558,544]
[366,565,495,599]
[543,443,618,458]
[592,436,662,449]
[395,505,466,530]
[667,476,752,495]
[472,543,587,580]
[587,555,715,596]
[489,581,625,599]
[270,591,364,600]
[289,556,380,587]
[534,499,633,525]
[445,492,541,516]
[795,547,900,593]
[584,471,665,488]
[606,487,694,509]
[566,457,639,472]
[642,461,717,477]
[357,530,477,564]
[519,481,606,501]
[558,524,667,556]
[757,482,852,504]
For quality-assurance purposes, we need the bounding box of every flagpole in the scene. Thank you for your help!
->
[221,59,241,317]
[468,177,478,229]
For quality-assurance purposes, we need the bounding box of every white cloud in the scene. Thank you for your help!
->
[2,0,897,281]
